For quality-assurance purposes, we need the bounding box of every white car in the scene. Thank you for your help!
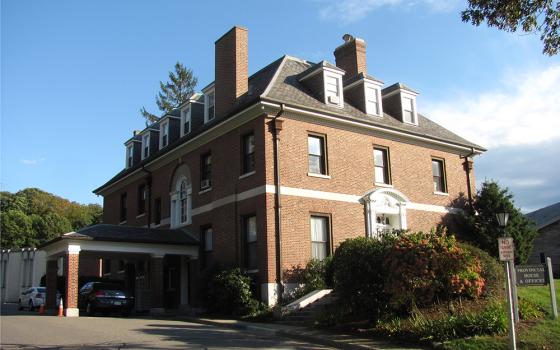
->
[18,287,46,311]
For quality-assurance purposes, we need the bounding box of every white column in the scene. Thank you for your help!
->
[398,203,407,230]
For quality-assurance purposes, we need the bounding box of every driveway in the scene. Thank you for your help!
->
[0,304,332,349]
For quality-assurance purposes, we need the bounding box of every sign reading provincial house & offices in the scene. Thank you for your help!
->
[516,264,547,286]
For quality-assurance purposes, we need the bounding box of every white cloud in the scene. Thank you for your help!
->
[20,158,45,165]
[424,64,560,148]
[316,0,460,24]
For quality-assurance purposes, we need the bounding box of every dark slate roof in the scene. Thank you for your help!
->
[39,224,199,248]
[344,72,383,85]
[526,202,560,229]
[262,56,482,149]
[382,82,418,95]
[95,55,483,194]
[94,57,283,193]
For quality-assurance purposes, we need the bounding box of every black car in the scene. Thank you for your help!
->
[78,282,134,316]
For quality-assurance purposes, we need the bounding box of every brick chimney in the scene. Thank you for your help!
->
[215,26,248,118]
[333,34,367,79]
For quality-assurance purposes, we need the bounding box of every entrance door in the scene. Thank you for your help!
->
[163,255,180,309]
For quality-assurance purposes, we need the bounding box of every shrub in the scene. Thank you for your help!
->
[282,257,333,304]
[204,267,262,316]
[331,236,396,320]
[459,243,504,298]
[383,231,485,311]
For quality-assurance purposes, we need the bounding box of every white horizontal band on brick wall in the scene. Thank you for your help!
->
[191,185,268,216]
[191,184,461,216]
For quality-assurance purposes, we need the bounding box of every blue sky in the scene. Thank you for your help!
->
[2,0,559,212]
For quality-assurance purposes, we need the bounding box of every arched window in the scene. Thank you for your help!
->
[179,180,188,224]
[169,164,192,228]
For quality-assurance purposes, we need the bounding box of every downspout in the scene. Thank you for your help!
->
[141,166,152,229]
[270,104,285,304]
[461,147,476,207]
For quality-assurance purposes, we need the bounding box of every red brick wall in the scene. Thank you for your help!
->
[65,253,79,309]
[101,110,475,288]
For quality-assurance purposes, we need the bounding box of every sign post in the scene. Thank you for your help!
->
[546,257,558,319]
[498,237,516,350]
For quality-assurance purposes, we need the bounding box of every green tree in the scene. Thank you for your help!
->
[140,62,198,123]
[30,213,72,243]
[460,180,538,263]
[0,188,103,248]
[1,209,35,248]
[462,0,560,56]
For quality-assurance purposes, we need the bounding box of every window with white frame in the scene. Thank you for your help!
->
[126,144,134,168]
[374,147,391,185]
[308,134,327,175]
[205,90,215,123]
[432,158,447,193]
[402,96,416,124]
[170,176,192,227]
[179,180,188,223]
[160,121,169,148]
[141,133,150,159]
[366,85,381,116]
[310,215,329,260]
[181,106,191,136]
[244,215,257,269]
[324,74,343,107]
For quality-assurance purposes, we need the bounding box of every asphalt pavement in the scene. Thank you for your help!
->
[0,303,333,349]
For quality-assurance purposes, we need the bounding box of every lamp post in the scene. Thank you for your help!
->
[497,211,516,350]
[496,212,509,229]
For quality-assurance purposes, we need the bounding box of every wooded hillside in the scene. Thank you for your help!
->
[0,188,102,249]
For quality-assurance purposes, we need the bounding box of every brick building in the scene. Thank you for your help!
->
[42,26,485,315]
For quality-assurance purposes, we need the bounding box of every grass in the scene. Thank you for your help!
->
[443,279,560,350]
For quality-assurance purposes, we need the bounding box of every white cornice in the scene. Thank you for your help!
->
[260,100,483,155]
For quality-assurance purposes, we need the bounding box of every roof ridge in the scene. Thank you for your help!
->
[261,55,290,97]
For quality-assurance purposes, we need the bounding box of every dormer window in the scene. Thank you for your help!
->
[141,133,150,160]
[160,121,169,148]
[402,96,416,124]
[365,85,382,116]
[324,73,343,107]
[125,144,133,168]
[205,90,215,123]
[181,106,191,136]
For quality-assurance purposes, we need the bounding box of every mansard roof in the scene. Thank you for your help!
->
[94,55,483,194]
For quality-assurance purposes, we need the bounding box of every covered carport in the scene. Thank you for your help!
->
[40,224,199,317]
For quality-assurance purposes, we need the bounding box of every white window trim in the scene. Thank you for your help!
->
[323,71,344,108]
[401,92,418,125]
[307,172,331,179]
[181,106,192,137]
[239,170,256,180]
[141,133,150,160]
[365,81,383,117]
[125,144,134,169]
[170,175,192,228]
[204,88,215,124]
[159,121,169,148]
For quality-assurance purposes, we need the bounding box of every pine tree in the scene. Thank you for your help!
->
[460,180,538,263]
[140,62,198,123]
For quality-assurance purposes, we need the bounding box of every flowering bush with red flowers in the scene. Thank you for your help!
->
[383,230,485,311]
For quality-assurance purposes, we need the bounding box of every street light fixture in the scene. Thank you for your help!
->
[496,212,509,228]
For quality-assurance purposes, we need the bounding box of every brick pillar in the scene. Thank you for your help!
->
[46,260,58,309]
[64,244,81,317]
[150,255,164,315]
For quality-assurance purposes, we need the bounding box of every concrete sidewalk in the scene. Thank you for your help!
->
[177,316,432,350]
